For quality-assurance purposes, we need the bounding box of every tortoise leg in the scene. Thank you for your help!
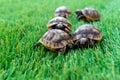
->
[58,47,66,54]
[89,39,95,47]
[74,40,80,46]
[33,41,41,49]
[67,43,74,49]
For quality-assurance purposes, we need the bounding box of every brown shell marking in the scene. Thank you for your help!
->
[39,29,73,51]
[74,24,102,41]
[82,8,100,21]
[47,17,72,31]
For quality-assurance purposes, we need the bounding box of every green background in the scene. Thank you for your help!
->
[0,0,120,79]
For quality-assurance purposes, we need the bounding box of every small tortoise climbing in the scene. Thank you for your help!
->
[47,17,72,36]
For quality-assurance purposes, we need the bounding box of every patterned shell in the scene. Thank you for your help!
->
[55,6,71,17]
[82,8,100,21]
[74,24,102,41]
[40,29,73,51]
[47,17,72,31]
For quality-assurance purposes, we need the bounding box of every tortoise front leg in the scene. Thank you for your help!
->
[89,39,95,47]
[58,47,66,54]
[77,15,85,20]
[33,41,41,49]
[67,43,74,49]
[74,40,80,46]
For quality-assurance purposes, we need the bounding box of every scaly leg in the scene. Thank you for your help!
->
[33,41,41,49]
[58,47,66,54]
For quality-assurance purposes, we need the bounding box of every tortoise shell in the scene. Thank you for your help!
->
[55,6,71,18]
[73,24,102,47]
[35,29,73,53]
[75,8,100,21]
[47,17,72,31]
[74,24,102,41]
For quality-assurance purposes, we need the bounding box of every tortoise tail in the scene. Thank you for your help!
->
[33,41,41,49]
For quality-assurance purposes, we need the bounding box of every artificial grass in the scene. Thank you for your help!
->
[0,0,120,79]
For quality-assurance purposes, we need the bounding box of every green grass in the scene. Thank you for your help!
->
[0,0,120,79]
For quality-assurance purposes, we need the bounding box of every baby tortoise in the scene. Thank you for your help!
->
[73,24,102,47]
[75,7,100,22]
[55,6,71,18]
[47,17,72,36]
[33,29,74,53]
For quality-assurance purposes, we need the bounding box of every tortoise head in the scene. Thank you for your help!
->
[80,38,88,45]
[75,38,96,47]
[55,23,72,37]
[75,9,85,20]
[59,12,67,18]
[75,9,83,15]
[55,12,67,18]
[74,38,88,46]
[55,22,64,29]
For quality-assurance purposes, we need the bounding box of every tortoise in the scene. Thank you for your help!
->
[47,17,72,36]
[33,29,74,53]
[75,7,100,21]
[55,6,71,18]
[73,24,102,47]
